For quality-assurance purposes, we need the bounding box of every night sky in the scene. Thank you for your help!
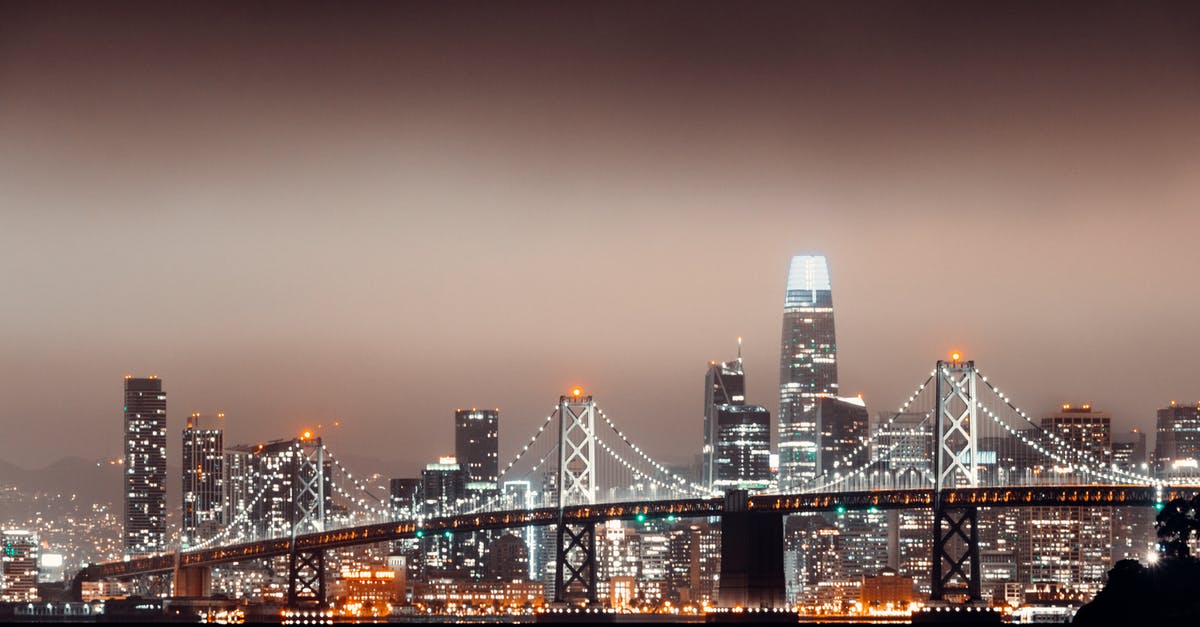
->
[2,2,1199,473]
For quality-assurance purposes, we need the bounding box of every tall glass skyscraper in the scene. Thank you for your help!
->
[778,255,839,488]
[702,352,745,490]
[124,376,167,556]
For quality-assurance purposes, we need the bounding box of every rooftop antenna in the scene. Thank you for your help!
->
[737,336,743,362]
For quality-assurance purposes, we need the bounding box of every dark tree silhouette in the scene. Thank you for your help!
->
[1074,492,1200,623]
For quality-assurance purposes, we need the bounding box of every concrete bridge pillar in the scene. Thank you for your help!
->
[717,490,786,609]
[173,565,211,598]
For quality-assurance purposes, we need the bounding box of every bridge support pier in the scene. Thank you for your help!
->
[553,520,597,604]
[931,504,981,602]
[173,565,211,598]
[718,490,786,609]
[287,548,326,607]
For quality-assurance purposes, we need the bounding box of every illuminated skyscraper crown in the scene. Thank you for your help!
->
[785,255,832,308]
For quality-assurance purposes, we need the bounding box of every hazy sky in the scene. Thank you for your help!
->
[2,2,1199,474]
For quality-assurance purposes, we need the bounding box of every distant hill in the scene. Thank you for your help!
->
[0,457,180,509]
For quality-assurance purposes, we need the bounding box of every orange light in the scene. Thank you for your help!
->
[571,387,583,397]
[302,430,313,439]
[950,351,962,362]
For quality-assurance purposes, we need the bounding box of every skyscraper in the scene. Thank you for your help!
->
[1153,401,1200,477]
[711,405,772,492]
[702,347,746,490]
[778,255,838,488]
[815,396,869,477]
[182,412,225,548]
[455,409,499,496]
[1022,404,1112,595]
[123,376,167,556]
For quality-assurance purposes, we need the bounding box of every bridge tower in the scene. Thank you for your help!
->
[553,388,598,605]
[931,355,982,603]
[286,435,328,608]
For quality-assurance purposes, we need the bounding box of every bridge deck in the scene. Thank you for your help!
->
[83,485,1198,581]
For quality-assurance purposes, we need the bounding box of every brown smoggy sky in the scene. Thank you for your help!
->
[1,1,1199,474]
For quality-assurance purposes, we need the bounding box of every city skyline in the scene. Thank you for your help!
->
[3,1,1200,477]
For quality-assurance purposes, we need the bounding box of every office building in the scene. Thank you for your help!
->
[1112,429,1147,471]
[703,349,746,490]
[1154,401,1200,477]
[1021,404,1112,596]
[486,534,529,582]
[182,413,225,548]
[123,376,167,556]
[816,396,869,477]
[667,521,720,605]
[388,477,422,517]
[872,412,934,488]
[1,530,38,601]
[711,405,772,492]
[455,409,499,496]
[421,457,465,518]
[778,255,838,488]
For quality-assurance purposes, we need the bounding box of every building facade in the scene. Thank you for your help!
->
[711,405,772,492]
[778,255,839,488]
[123,376,167,556]
[1,530,38,601]
[1154,402,1200,477]
[455,409,499,496]
[182,413,225,548]
[1022,405,1113,596]
[703,353,746,490]
[816,396,869,477]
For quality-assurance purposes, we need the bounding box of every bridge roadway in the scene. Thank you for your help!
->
[82,484,1199,582]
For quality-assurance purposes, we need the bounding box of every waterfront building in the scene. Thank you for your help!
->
[485,534,529,582]
[123,376,167,556]
[667,521,720,605]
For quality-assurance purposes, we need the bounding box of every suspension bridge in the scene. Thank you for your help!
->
[75,358,1200,610]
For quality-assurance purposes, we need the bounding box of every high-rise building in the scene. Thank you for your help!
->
[778,255,838,488]
[421,457,465,518]
[455,409,499,496]
[1112,429,1147,471]
[389,477,422,517]
[703,350,746,490]
[667,521,720,605]
[1,530,38,601]
[182,412,225,548]
[816,396,869,477]
[227,437,332,540]
[486,534,530,582]
[1154,401,1200,477]
[711,405,772,492]
[123,376,167,556]
[703,341,771,493]
[1022,404,1112,596]
[1111,428,1155,563]
[872,412,934,488]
